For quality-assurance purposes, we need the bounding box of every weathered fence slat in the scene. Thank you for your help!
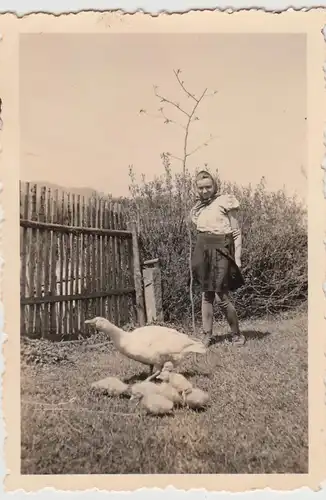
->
[91,197,97,318]
[109,202,117,325]
[20,181,29,335]
[87,198,92,320]
[118,204,126,324]
[103,200,111,322]
[97,197,103,318]
[128,229,136,323]
[28,185,37,334]
[128,221,146,327]
[58,190,65,334]
[79,197,84,329]
[68,193,75,334]
[75,194,81,332]
[64,193,71,335]
[42,187,50,336]
[34,187,43,334]
[51,190,59,335]
[114,203,122,326]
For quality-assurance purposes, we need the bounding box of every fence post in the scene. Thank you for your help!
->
[142,258,164,323]
[128,221,146,326]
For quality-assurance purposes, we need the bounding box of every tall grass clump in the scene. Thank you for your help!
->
[126,155,307,322]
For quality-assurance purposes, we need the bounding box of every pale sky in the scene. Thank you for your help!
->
[19,33,307,200]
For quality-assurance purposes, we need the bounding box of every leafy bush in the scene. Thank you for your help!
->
[125,154,307,322]
[21,338,73,366]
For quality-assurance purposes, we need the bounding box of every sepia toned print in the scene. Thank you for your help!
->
[0,9,325,493]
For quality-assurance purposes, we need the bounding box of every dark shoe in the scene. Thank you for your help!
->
[223,337,232,346]
[232,334,246,346]
[206,336,218,347]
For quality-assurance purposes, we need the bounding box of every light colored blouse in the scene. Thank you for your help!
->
[191,194,240,235]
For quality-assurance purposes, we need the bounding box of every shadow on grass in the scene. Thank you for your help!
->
[243,330,272,341]
[181,368,213,378]
[208,330,272,346]
[123,367,213,384]
[189,406,209,413]
[182,369,207,377]
[123,371,151,384]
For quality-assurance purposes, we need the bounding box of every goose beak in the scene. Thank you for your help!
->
[85,318,99,328]
[85,318,96,325]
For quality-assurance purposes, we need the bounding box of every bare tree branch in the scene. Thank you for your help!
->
[186,134,218,157]
[181,88,208,177]
[165,152,183,162]
[139,109,186,130]
[153,85,190,118]
[158,108,186,130]
[173,69,199,102]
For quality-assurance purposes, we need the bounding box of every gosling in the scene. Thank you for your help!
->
[129,380,162,400]
[184,387,210,410]
[91,376,129,397]
[138,392,174,416]
[157,361,193,404]
[157,382,183,406]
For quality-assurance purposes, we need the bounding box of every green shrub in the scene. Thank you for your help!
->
[125,154,307,322]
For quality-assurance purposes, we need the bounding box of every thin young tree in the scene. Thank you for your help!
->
[140,69,218,332]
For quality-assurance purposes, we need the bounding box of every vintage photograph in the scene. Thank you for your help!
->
[1,6,319,484]
[18,29,309,476]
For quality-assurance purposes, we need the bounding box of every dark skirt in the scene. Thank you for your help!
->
[191,232,244,293]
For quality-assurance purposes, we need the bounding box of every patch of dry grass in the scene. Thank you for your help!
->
[21,311,308,474]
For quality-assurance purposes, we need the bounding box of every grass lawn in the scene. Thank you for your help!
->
[21,309,308,474]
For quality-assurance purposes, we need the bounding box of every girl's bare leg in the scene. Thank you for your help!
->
[202,291,215,332]
[215,292,245,346]
[201,291,215,345]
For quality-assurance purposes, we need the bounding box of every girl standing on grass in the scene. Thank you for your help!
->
[190,170,245,347]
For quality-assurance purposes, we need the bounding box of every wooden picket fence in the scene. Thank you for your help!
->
[20,182,145,340]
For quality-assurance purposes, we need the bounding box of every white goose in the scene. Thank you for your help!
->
[85,316,207,380]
